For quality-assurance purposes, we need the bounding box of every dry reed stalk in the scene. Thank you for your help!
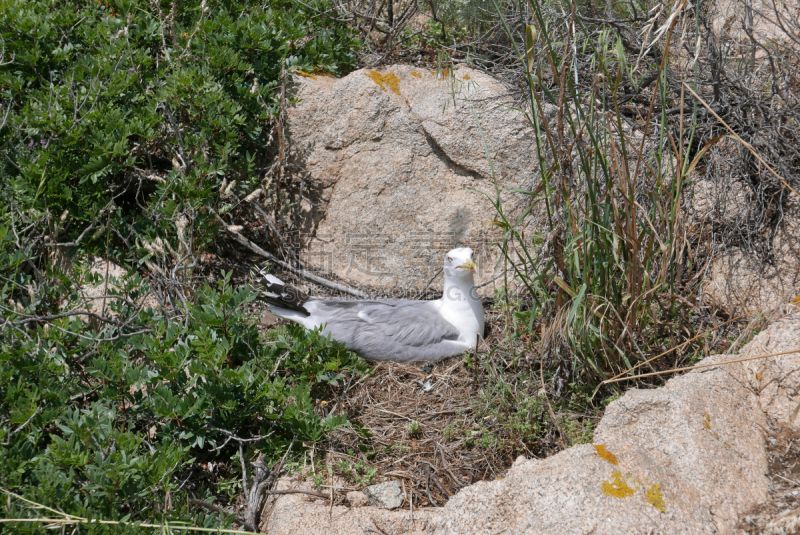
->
[602,348,800,384]
[0,486,259,533]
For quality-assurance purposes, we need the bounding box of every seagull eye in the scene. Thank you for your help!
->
[447,256,452,262]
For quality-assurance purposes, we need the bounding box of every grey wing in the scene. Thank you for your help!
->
[305,300,468,362]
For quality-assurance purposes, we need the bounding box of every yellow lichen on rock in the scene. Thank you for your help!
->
[295,70,317,79]
[365,70,384,87]
[462,73,471,80]
[594,444,619,465]
[702,413,720,438]
[382,73,400,94]
[646,484,666,512]
[601,470,635,498]
[410,71,422,78]
[703,413,712,429]
[365,71,401,95]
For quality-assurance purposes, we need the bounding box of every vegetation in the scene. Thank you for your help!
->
[1,0,798,526]
[480,0,705,392]
[0,267,366,531]
[446,0,799,396]
[0,0,363,531]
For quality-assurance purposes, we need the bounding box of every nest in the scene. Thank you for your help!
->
[327,356,534,507]
[245,267,589,508]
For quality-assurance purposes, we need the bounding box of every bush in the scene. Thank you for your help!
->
[0,0,359,254]
[0,256,368,531]
[0,0,365,531]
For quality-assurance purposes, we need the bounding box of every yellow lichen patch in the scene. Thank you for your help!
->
[724,442,731,449]
[382,73,400,94]
[594,444,619,465]
[703,413,712,429]
[462,73,471,80]
[365,70,384,87]
[756,372,763,381]
[601,470,635,498]
[365,70,401,95]
[410,71,422,78]
[646,484,666,512]
[295,70,317,79]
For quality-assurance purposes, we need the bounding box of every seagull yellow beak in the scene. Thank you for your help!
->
[457,259,477,273]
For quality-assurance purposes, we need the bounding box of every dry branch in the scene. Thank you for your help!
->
[603,348,800,384]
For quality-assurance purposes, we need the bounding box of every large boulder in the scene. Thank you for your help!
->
[262,311,800,534]
[287,65,546,291]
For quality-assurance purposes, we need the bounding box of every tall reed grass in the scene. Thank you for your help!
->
[485,0,715,390]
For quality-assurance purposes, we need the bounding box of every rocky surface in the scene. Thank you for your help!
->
[262,311,800,534]
[712,0,799,45]
[261,476,437,534]
[286,65,548,290]
[345,490,369,507]
[363,481,404,509]
[435,358,770,533]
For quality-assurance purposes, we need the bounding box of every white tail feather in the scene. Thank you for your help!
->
[261,272,284,286]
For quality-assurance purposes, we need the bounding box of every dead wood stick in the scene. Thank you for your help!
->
[216,214,368,298]
[374,408,416,421]
[263,489,330,499]
[429,471,452,497]
[540,352,569,449]
[424,464,438,507]
[247,200,297,262]
[434,442,465,488]
[371,518,391,535]
[188,498,231,515]
[242,456,267,532]
[241,438,295,532]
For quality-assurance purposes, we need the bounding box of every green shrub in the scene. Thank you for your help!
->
[0,261,368,531]
[0,0,359,255]
[0,0,364,530]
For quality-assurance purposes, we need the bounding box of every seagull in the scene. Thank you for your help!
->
[256,248,485,362]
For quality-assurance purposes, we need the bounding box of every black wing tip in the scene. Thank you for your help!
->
[253,269,311,316]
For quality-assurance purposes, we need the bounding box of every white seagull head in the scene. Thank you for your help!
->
[443,247,477,282]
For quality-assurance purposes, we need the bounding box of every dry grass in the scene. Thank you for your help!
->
[328,358,500,507]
